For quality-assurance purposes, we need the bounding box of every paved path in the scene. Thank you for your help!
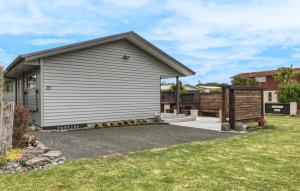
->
[33,124,233,159]
[171,117,222,131]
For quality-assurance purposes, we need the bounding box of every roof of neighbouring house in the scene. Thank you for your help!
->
[161,84,198,91]
[233,68,300,78]
[195,85,221,89]
[5,31,195,77]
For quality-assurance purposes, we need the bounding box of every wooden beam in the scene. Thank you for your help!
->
[261,89,264,118]
[229,87,235,130]
[176,76,179,115]
[221,86,226,123]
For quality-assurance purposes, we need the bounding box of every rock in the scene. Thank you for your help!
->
[235,122,246,131]
[23,149,44,156]
[58,160,64,164]
[16,167,22,172]
[52,162,58,166]
[221,123,231,131]
[12,163,19,168]
[42,151,62,158]
[26,157,50,167]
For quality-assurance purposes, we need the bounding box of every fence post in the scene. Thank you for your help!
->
[0,102,4,156]
[0,102,15,156]
[261,89,265,118]
[229,87,236,130]
[290,102,297,116]
[221,86,226,123]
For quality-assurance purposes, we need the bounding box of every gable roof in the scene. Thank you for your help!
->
[233,68,300,78]
[5,31,195,76]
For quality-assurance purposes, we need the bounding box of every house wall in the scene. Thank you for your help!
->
[42,39,181,127]
[257,76,300,91]
[263,90,278,103]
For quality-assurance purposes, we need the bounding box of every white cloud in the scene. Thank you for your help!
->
[149,0,300,83]
[102,0,150,8]
[29,38,72,46]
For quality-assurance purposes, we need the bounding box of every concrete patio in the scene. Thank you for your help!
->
[170,117,222,131]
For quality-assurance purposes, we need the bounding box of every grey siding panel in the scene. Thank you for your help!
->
[43,40,180,126]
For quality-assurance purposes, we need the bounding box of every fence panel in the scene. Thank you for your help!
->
[0,102,15,156]
[224,86,263,130]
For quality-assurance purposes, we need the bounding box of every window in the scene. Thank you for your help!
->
[256,76,266,82]
[5,84,10,92]
[26,74,37,89]
[268,92,272,102]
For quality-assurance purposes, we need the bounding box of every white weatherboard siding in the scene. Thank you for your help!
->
[42,40,181,127]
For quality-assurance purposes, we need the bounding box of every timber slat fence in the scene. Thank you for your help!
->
[161,85,264,130]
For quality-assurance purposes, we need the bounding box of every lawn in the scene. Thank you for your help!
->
[0,116,299,191]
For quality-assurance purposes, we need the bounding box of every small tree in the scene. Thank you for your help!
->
[170,81,186,93]
[275,65,299,84]
[277,82,300,105]
[276,66,300,105]
[231,76,259,87]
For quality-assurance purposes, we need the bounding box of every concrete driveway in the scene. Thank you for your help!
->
[33,124,234,159]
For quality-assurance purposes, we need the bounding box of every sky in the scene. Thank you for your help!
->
[1,0,300,84]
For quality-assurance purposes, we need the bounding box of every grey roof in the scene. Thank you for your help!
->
[5,31,195,76]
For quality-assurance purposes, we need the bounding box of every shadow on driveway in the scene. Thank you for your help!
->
[33,124,235,159]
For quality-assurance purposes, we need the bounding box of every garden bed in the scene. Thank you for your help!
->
[0,135,65,173]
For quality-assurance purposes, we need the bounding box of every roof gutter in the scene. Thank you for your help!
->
[4,55,24,75]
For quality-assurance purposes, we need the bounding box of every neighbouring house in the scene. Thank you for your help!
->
[233,68,300,103]
[195,85,221,93]
[160,84,198,92]
[4,31,195,129]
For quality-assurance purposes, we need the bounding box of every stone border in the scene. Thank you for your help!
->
[0,142,65,174]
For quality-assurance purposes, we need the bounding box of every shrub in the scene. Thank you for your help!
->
[6,148,23,161]
[12,106,30,148]
[246,124,274,131]
[25,135,38,147]
[0,157,7,167]
[19,159,27,167]
[277,82,300,106]
[102,122,107,127]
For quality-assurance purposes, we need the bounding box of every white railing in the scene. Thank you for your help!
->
[0,102,15,156]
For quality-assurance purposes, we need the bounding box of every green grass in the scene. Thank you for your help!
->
[1,116,299,191]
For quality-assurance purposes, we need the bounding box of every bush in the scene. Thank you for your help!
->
[278,82,300,105]
[0,158,7,167]
[12,106,30,148]
[6,148,23,161]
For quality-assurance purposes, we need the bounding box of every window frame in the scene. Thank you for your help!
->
[26,73,37,89]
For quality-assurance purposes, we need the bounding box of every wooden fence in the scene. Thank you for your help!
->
[0,102,15,156]
[223,86,264,129]
[160,91,199,115]
[199,92,222,117]
[161,86,264,130]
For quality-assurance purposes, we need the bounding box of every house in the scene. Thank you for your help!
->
[160,84,198,91]
[4,31,195,129]
[195,85,221,93]
[233,68,300,103]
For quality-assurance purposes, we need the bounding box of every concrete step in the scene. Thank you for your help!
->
[160,113,186,119]
[163,117,196,123]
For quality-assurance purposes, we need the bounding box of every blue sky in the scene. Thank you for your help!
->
[1,0,300,84]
